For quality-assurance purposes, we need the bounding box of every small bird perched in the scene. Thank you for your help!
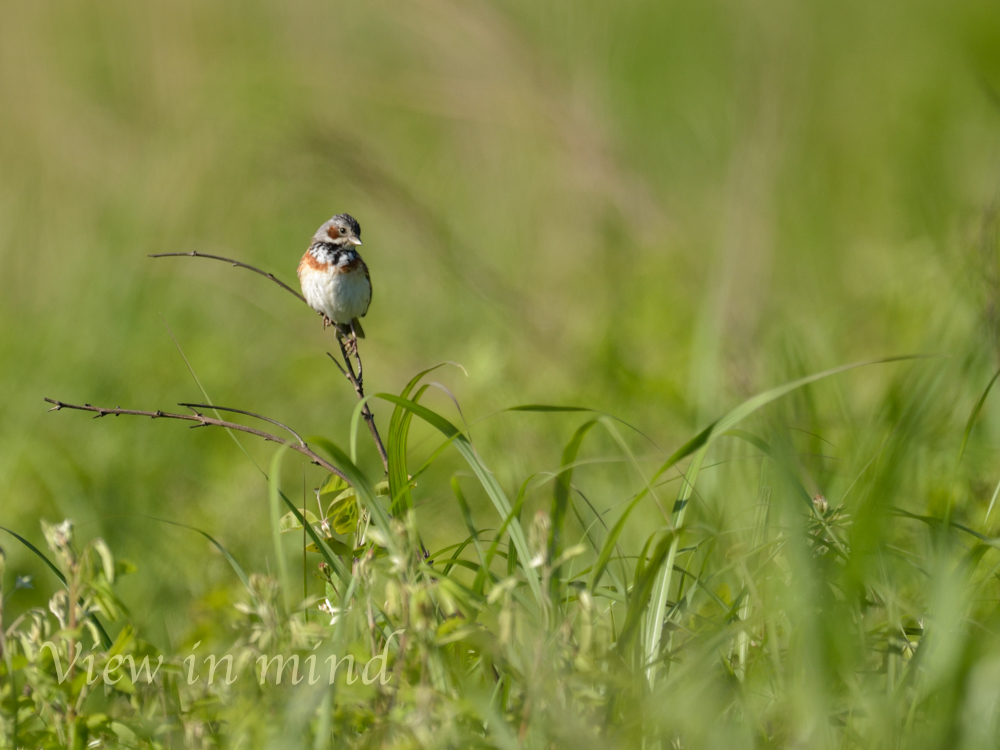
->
[297,213,371,348]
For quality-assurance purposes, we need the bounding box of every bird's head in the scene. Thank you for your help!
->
[314,213,362,247]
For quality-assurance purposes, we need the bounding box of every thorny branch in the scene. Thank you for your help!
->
[151,250,389,474]
[44,399,349,484]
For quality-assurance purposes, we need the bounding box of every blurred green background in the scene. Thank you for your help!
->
[3,0,1000,650]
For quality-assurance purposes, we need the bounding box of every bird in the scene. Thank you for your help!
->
[297,213,371,349]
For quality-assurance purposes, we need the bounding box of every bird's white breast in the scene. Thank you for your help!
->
[300,265,371,324]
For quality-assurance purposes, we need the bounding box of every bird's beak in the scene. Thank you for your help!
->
[349,237,363,246]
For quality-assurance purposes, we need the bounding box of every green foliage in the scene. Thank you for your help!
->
[8,357,1000,747]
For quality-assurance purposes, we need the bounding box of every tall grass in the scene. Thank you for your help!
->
[7,340,1000,747]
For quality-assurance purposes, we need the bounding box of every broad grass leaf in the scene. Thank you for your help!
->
[387,364,463,515]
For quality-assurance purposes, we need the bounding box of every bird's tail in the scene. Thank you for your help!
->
[337,319,366,339]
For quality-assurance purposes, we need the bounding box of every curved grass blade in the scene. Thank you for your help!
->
[508,404,663,454]
[549,420,597,600]
[429,534,491,563]
[136,516,250,593]
[959,366,1000,465]
[986,477,1000,525]
[388,383,430,514]
[388,364,463,514]
[0,525,113,649]
[441,532,488,576]
[893,506,1000,547]
[508,405,594,413]
[451,477,489,578]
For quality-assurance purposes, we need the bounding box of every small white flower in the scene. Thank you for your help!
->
[318,598,345,625]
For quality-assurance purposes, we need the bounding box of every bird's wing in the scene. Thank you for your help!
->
[361,258,372,317]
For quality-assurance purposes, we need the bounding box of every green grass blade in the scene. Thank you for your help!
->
[959,366,1000,465]
[548,420,597,599]
[508,404,663,453]
[451,477,489,579]
[269,446,292,612]
[618,531,675,653]
[137,516,251,593]
[441,532,486,576]
[279,493,352,584]
[387,364,462,514]
[986,476,1000,524]
[477,476,532,593]
[388,384,430,515]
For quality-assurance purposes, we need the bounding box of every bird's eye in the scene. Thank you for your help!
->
[339,226,347,235]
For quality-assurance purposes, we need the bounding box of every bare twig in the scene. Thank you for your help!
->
[44,398,349,483]
[328,338,389,473]
[150,251,309,306]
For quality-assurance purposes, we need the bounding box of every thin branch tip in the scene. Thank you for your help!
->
[326,351,348,376]
[150,250,307,304]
